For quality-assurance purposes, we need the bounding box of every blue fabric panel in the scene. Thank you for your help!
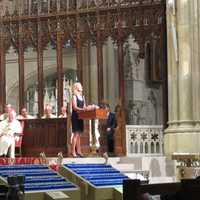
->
[65,163,129,187]
[0,164,77,192]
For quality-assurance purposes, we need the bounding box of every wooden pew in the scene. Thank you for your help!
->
[0,185,8,200]
[123,179,181,200]
[123,179,200,200]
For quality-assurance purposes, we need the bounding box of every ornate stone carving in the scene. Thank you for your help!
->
[126,125,163,155]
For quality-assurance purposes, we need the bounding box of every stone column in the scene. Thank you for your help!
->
[90,45,98,104]
[165,0,200,154]
[104,37,119,109]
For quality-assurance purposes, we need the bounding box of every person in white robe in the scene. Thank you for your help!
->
[0,110,22,158]
[0,104,12,121]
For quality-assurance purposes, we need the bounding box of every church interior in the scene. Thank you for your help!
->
[0,0,200,199]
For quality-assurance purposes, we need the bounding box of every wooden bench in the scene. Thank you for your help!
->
[123,179,200,200]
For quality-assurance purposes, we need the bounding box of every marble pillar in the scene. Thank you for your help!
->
[165,0,200,154]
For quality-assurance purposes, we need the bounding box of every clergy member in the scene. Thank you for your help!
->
[0,104,12,121]
[0,109,22,158]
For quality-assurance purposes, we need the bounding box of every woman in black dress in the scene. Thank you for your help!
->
[71,82,86,157]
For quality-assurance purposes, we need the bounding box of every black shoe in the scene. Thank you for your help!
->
[77,153,84,158]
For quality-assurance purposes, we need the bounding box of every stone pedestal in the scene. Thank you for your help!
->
[172,153,200,180]
[176,167,200,180]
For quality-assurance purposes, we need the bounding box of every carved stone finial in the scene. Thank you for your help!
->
[57,151,63,166]
[103,152,108,165]
[39,152,48,164]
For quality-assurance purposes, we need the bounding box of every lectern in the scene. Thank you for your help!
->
[78,109,107,120]
[78,109,108,155]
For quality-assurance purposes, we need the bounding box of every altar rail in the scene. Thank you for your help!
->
[126,125,163,156]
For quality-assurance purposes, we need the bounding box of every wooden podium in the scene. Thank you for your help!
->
[78,109,108,155]
[78,108,108,120]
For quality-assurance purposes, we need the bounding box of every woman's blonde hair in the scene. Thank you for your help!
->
[72,82,82,95]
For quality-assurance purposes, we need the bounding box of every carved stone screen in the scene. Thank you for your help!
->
[124,37,163,126]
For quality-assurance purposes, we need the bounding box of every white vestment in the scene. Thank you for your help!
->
[0,119,22,158]
[0,113,8,121]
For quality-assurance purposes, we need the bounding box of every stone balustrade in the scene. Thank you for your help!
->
[126,125,163,156]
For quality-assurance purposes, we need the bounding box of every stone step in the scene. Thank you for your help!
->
[149,176,176,184]
[119,156,176,178]
[110,163,135,172]
[63,157,120,165]
[118,156,142,170]
[124,172,146,181]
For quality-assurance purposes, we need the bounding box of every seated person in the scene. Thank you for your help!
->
[0,104,12,121]
[0,109,22,158]
[58,106,68,118]
[17,107,35,119]
[42,104,57,119]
